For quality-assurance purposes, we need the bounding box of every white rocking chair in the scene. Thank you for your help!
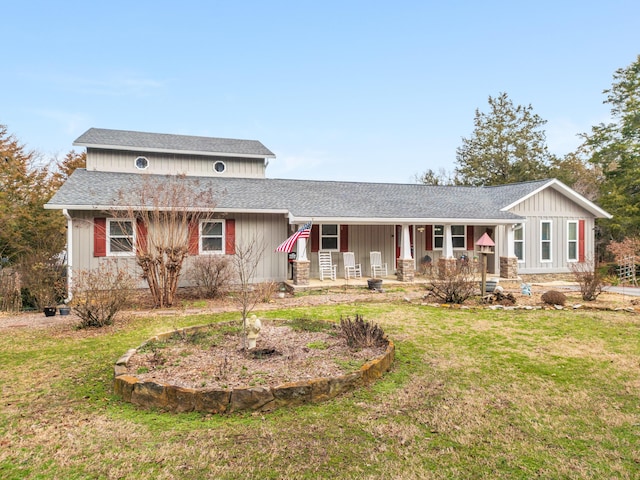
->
[318,251,337,281]
[370,251,388,278]
[343,252,362,279]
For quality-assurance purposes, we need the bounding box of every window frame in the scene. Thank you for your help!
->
[200,219,226,254]
[106,218,136,256]
[320,224,340,251]
[135,156,149,170]
[433,225,466,250]
[567,220,578,262]
[514,223,525,263]
[540,220,552,263]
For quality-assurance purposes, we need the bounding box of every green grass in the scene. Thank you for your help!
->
[0,303,639,479]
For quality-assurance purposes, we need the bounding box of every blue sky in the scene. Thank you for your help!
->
[3,1,639,183]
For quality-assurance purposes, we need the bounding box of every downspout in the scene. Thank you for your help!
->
[63,209,73,303]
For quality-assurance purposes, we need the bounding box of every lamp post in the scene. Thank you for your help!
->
[476,232,495,297]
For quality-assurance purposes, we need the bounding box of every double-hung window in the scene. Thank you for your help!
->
[321,224,339,250]
[541,221,552,262]
[201,220,225,254]
[514,224,524,262]
[567,221,578,262]
[107,219,135,255]
[434,225,466,249]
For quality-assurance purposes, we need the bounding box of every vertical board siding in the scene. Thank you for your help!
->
[508,188,595,274]
[87,148,266,178]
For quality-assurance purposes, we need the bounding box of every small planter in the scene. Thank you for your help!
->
[59,306,71,316]
[43,307,57,317]
[367,279,383,291]
[479,280,498,293]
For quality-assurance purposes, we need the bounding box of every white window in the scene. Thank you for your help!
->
[107,219,135,256]
[321,224,339,250]
[135,156,149,170]
[434,225,466,249]
[567,221,578,262]
[514,224,525,262]
[541,221,552,262]
[201,220,225,254]
[213,161,226,173]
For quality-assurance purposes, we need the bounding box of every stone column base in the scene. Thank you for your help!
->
[293,260,310,285]
[437,258,458,279]
[396,258,415,282]
[500,256,518,279]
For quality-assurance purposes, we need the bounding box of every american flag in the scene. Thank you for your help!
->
[275,222,312,253]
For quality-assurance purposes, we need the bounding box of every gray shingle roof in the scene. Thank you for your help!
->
[73,128,275,158]
[46,169,552,222]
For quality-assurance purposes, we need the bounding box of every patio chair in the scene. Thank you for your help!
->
[343,252,362,279]
[369,251,388,278]
[318,251,337,281]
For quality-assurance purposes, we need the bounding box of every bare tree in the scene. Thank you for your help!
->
[112,174,218,307]
[231,234,266,349]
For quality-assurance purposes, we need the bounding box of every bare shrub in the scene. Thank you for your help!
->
[70,261,135,328]
[426,264,476,304]
[339,314,387,349]
[189,255,235,299]
[541,290,567,306]
[0,267,21,312]
[256,281,279,302]
[19,253,65,309]
[569,258,605,301]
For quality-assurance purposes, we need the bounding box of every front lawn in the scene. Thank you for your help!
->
[0,302,638,479]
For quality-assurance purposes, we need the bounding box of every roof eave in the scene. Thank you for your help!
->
[500,179,613,219]
[74,142,276,159]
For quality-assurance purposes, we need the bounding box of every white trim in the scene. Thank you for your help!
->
[320,223,340,252]
[567,220,578,262]
[200,219,226,255]
[514,223,525,263]
[501,178,612,219]
[540,220,552,263]
[74,142,275,159]
[106,218,136,256]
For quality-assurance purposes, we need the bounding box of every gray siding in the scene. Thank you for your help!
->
[508,188,595,274]
[86,148,266,178]
[68,211,289,289]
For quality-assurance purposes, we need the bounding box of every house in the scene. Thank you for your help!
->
[45,128,611,290]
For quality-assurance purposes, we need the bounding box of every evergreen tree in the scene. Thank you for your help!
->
[583,55,640,240]
[455,92,553,186]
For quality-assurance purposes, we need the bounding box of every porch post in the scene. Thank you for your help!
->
[293,224,310,285]
[500,224,518,279]
[443,224,454,259]
[438,223,457,278]
[397,223,415,282]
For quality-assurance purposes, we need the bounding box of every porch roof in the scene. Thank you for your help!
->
[45,170,597,223]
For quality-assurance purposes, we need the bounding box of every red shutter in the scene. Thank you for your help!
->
[225,219,236,255]
[188,222,199,255]
[425,225,433,251]
[579,220,585,262]
[94,217,106,257]
[340,225,349,252]
[311,224,320,252]
[466,226,474,251]
[136,219,148,254]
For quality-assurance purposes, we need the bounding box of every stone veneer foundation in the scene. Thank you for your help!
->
[114,325,395,414]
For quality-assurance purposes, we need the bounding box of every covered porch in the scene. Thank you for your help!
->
[286,220,521,286]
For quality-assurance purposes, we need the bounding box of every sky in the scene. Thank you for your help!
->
[3,1,640,184]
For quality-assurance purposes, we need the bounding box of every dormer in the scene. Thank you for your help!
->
[74,128,275,178]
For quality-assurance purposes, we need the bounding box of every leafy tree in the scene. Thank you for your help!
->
[51,150,86,189]
[548,150,602,201]
[583,55,640,240]
[0,125,65,263]
[455,92,554,186]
